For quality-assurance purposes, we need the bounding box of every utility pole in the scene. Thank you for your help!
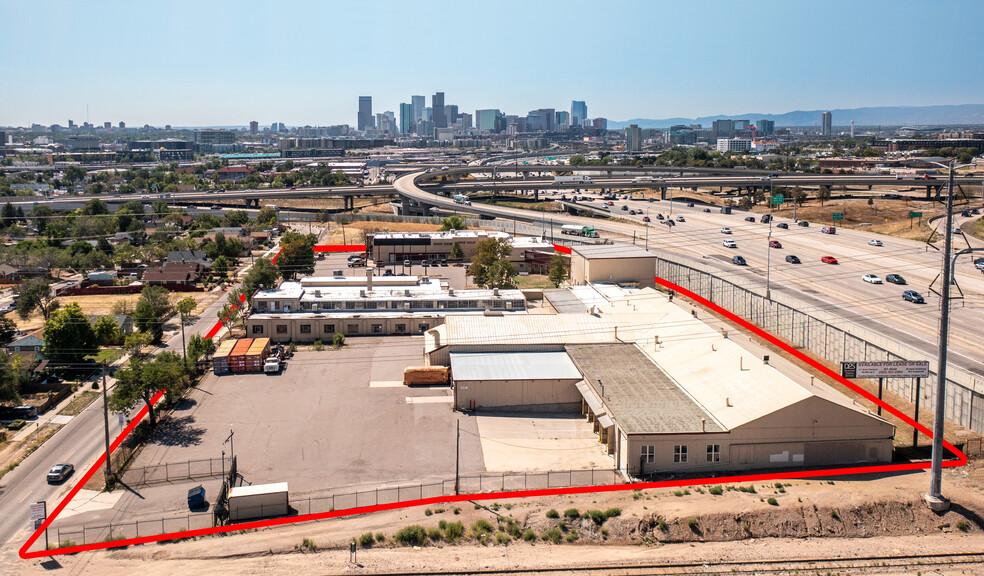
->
[454,419,460,495]
[926,161,954,512]
[179,309,187,372]
[101,364,112,487]
[765,178,774,300]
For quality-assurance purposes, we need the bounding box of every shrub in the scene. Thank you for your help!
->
[587,510,607,525]
[600,528,609,538]
[301,538,316,550]
[495,532,510,545]
[503,503,513,510]
[738,485,756,493]
[7,419,26,430]
[443,521,464,541]
[830,509,839,520]
[427,527,442,541]
[563,508,580,519]
[604,507,621,518]
[472,519,494,537]
[424,508,433,516]
[767,498,779,506]
[957,520,969,532]
[506,521,522,538]
[375,533,385,542]
[541,528,563,544]
[565,530,579,542]
[395,525,428,546]
[332,332,345,348]
[687,518,699,531]
[674,490,685,497]
[709,485,723,496]
[558,521,568,532]
[521,529,536,541]
[546,508,560,519]
[453,507,461,515]
[657,517,668,530]
[312,339,324,351]
[438,520,447,530]
[357,533,374,548]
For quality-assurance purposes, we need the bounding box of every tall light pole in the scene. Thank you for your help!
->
[765,177,774,300]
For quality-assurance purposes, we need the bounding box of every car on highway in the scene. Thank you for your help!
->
[868,239,883,246]
[960,210,972,217]
[642,216,650,222]
[761,214,772,223]
[952,226,963,235]
[621,205,628,211]
[629,210,636,215]
[903,290,925,304]
[862,274,883,284]
[703,208,711,213]
[687,202,694,207]
[797,220,809,227]
[656,214,664,220]
[723,239,737,248]
[776,222,789,229]
[785,255,801,264]
[676,216,685,222]
[821,226,837,234]
[732,255,747,266]
[744,216,756,222]
[47,463,74,483]
[769,240,782,249]
[211,205,222,210]
[663,219,675,227]
[885,274,907,285]
[885,193,903,199]
[721,227,732,234]
[821,256,838,264]
[290,187,296,190]
[974,257,984,270]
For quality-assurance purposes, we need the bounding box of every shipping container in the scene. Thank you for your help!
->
[212,339,237,375]
[228,482,289,522]
[244,338,271,372]
[229,338,254,373]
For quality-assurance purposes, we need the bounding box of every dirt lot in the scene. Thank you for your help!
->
[9,291,223,332]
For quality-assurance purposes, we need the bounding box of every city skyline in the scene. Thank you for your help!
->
[2,0,984,127]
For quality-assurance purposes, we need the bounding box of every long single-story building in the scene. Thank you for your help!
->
[366,230,555,273]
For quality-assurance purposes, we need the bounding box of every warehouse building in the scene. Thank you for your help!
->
[426,287,894,475]
[366,230,555,273]
[569,244,657,289]
[246,271,526,342]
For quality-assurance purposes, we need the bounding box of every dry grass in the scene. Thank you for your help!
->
[10,291,222,332]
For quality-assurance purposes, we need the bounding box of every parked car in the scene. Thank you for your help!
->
[732,255,747,266]
[868,239,883,246]
[723,239,737,248]
[769,240,782,248]
[885,274,907,285]
[797,220,810,227]
[403,259,411,267]
[721,227,732,234]
[785,255,801,264]
[776,222,789,229]
[47,463,74,483]
[862,274,883,284]
[744,216,756,222]
[821,256,838,264]
[903,290,925,304]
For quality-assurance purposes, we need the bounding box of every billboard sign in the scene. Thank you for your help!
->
[841,361,930,379]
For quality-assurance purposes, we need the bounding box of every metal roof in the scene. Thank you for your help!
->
[442,314,624,347]
[451,351,583,382]
[566,344,725,435]
[571,244,656,259]
[229,482,288,498]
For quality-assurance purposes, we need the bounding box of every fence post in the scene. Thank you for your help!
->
[82,524,85,545]
[308,496,311,514]
[161,517,165,534]
[57,528,60,546]
[135,521,139,538]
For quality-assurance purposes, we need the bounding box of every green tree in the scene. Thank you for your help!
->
[277,231,316,280]
[468,238,516,288]
[568,155,587,166]
[240,257,281,303]
[816,186,831,206]
[92,316,124,346]
[256,206,278,227]
[547,254,570,287]
[109,353,184,428]
[0,352,27,403]
[212,255,229,279]
[175,297,196,370]
[69,240,94,256]
[1,202,16,227]
[449,242,464,261]
[224,210,250,227]
[43,303,97,364]
[0,317,17,345]
[81,198,109,215]
[439,215,467,231]
[187,334,216,367]
[15,278,59,321]
[134,285,173,342]
[63,166,87,187]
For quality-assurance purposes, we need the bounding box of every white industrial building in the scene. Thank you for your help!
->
[426,285,894,476]
[366,230,555,273]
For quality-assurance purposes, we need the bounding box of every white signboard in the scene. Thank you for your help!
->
[29,501,46,530]
[841,361,930,379]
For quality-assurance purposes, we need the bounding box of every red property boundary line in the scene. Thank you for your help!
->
[19,244,967,559]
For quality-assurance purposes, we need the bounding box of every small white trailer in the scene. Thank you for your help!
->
[228,482,289,522]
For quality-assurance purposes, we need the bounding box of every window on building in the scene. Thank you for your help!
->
[673,445,688,463]
[418,323,430,333]
[641,445,655,464]
[300,324,311,334]
[276,325,287,334]
[371,324,382,333]
[395,323,406,333]
[706,444,721,463]
[252,325,264,334]
[347,324,358,335]
[323,324,335,334]
[256,301,266,310]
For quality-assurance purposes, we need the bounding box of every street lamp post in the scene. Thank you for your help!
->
[766,177,774,300]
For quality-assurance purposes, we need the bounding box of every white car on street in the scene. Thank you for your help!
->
[721,227,732,234]
[868,239,883,246]
[722,239,737,248]
[862,274,883,284]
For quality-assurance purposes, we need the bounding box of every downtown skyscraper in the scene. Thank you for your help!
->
[358,96,374,131]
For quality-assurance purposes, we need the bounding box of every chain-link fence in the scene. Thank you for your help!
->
[122,457,233,487]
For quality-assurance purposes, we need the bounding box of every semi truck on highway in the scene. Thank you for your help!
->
[561,224,599,238]
[554,175,593,184]
[453,194,471,205]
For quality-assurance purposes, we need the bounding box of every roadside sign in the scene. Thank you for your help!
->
[841,361,930,379]
[30,501,46,530]
[832,213,844,221]
[771,194,784,205]
[118,413,126,428]
[909,211,923,218]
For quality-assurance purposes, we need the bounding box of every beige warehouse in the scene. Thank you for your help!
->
[570,244,657,289]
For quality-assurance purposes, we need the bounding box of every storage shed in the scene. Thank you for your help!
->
[451,351,584,412]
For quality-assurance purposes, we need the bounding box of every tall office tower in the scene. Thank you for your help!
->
[476,109,501,132]
[358,96,374,131]
[249,121,258,135]
[68,120,75,129]
[458,113,472,130]
[555,111,570,131]
[571,100,587,126]
[384,111,397,133]
[756,119,775,137]
[734,120,750,130]
[422,107,432,122]
[119,121,125,129]
[592,118,608,130]
[821,111,832,137]
[103,121,111,130]
[625,124,642,153]
[712,119,735,138]
[445,105,458,127]
[271,122,278,131]
[432,92,446,128]
[278,122,286,132]
[399,103,413,134]
[411,95,425,122]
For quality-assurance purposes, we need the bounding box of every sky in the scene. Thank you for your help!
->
[1,0,983,127]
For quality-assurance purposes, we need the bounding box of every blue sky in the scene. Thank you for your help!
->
[1,0,982,127]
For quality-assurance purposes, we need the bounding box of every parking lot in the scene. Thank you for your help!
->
[314,251,469,289]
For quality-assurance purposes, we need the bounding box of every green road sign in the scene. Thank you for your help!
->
[771,194,784,205]
[832,213,844,221]
[909,211,923,218]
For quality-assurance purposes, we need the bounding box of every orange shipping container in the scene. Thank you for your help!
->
[212,339,238,375]
[244,338,271,372]
[229,338,254,373]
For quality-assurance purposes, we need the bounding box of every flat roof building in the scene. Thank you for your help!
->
[367,230,554,273]
[570,244,657,289]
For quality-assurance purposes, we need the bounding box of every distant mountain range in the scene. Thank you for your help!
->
[608,104,984,130]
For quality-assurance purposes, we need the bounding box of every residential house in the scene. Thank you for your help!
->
[4,329,45,360]
[217,165,253,181]
[86,314,134,335]
[141,262,204,286]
